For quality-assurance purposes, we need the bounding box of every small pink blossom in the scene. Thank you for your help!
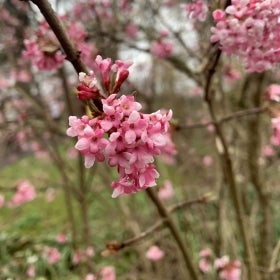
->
[27,265,36,277]
[56,233,67,244]
[218,260,241,280]
[100,266,116,280]
[266,84,280,102]
[8,180,36,208]
[145,245,165,261]
[43,247,61,264]
[198,248,212,273]
[0,195,5,208]
[224,65,241,83]
[199,248,212,258]
[158,180,174,200]
[72,250,84,265]
[214,255,230,269]
[150,40,174,59]
[202,155,213,167]
[262,145,275,157]
[125,23,139,39]
[207,124,215,133]
[86,246,95,257]
[85,274,96,280]
[182,0,209,22]
[213,9,225,22]
[199,258,212,273]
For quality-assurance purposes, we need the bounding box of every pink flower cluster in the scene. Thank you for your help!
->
[72,246,94,265]
[99,266,116,280]
[23,17,97,71]
[150,40,174,59]
[198,248,212,273]
[67,95,173,197]
[198,249,241,280]
[8,180,36,208]
[182,0,209,22]
[68,56,175,197]
[211,0,280,72]
[84,266,116,280]
[150,29,173,59]
[215,256,241,280]
[43,247,61,264]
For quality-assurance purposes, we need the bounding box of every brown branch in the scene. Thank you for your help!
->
[175,106,267,130]
[105,193,212,255]
[30,0,87,74]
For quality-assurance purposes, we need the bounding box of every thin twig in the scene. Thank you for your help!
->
[175,106,267,130]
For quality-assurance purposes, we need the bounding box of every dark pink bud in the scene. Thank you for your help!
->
[77,83,100,101]
[113,70,129,93]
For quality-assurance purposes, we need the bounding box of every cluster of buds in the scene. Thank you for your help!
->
[198,249,241,280]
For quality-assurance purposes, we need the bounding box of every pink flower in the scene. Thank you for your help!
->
[202,155,213,167]
[100,266,116,280]
[73,250,84,265]
[150,40,174,59]
[86,246,95,257]
[213,9,225,22]
[266,84,280,102]
[43,247,61,264]
[218,260,241,280]
[262,145,275,157]
[214,256,230,269]
[0,194,5,208]
[8,180,36,208]
[199,258,212,273]
[198,248,212,273]
[85,274,96,280]
[145,245,165,261]
[26,265,36,277]
[125,23,139,39]
[56,233,67,244]
[223,65,241,83]
[158,180,174,200]
[182,0,209,22]
[199,248,212,258]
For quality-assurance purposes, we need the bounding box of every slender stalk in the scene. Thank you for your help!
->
[77,154,94,272]
[146,188,200,280]
[58,66,74,116]
[246,74,272,273]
